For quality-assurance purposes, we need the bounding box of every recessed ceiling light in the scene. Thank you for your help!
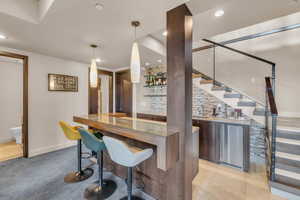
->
[95,58,101,62]
[0,34,7,40]
[145,62,150,66]
[157,59,162,63]
[162,31,168,36]
[214,9,224,17]
[95,3,104,10]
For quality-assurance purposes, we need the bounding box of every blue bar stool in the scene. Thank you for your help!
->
[103,136,153,200]
[78,128,117,199]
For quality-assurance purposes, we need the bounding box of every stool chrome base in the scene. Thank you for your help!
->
[84,179,117,200]
[64,168,94,183]
[120,196,144,200]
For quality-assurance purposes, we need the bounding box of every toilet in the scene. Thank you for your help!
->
[10,126,22,144]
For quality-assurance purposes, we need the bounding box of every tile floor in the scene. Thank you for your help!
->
[192,159,287,200]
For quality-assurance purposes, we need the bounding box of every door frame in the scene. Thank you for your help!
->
[0,51,29,158]
[88,69,114,114]
[115,69,132,116]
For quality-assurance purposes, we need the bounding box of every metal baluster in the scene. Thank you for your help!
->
[271,65,277,181]
[272,64,276,97]
[213,46,216,86]
[271,114,277,181]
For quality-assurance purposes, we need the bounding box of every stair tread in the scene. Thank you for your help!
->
[238,101,256,107]
[211,86,226,91]
[277,162,300,174]
[200,80,213,84]
[276,152,300,162]
[277,138,300,146]
[278,126,300,133]
[275,168,300,180]
[224,93,242,98]
[270,180,300,197]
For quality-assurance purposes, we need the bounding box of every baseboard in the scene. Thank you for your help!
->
[0,138,14,144]
[29,142,76,157]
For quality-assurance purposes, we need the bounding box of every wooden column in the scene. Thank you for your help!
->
[167,4,193,200]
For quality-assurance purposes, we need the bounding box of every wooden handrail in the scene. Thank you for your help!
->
[265,77,278,115]
[203,39,276,66]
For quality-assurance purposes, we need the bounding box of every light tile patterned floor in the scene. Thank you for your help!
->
[192,160,287,200]
[0,141,23,162]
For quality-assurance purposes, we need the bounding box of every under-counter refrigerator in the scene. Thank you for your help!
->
[219,124,245,169]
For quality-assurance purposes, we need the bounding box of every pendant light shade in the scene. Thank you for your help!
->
[89,44,98,88]
[130,21,141,83]
[90,58,98,88]
[130,42,141,83]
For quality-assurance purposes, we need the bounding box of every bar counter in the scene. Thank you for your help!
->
[73,114,199,199]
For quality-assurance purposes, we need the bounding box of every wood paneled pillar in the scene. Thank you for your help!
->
[167,4,193,200]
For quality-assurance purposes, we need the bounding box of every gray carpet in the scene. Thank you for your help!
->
[0,146,155,200]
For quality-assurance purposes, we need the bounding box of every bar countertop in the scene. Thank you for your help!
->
[73,114,199,171]
[74,114,199,137]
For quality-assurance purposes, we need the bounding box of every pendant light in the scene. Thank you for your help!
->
[130,21,141,83]
[90,44,98,88]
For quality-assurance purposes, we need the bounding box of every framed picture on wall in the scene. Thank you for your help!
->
[48,74,78,92]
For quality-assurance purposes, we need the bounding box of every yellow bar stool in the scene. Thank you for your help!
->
[59,121,94,183]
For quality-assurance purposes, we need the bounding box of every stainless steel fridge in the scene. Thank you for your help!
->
[219,124,244,169]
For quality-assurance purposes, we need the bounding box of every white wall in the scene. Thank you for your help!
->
[0,46,93,157]
[0,57,23,143]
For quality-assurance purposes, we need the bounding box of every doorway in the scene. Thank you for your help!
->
[88,69,113,114]
[116,70,132,116]
[0,51,28,161]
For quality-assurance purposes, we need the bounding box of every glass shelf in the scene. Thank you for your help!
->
[144,84,167,88]
[144,94,167,97]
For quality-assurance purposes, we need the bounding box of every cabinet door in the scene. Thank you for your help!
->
[198,121,219,163]
[198,121,210,160]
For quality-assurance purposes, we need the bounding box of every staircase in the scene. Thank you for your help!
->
[196,78,265,124]
[194,75,300,199]
[271,128,300,199]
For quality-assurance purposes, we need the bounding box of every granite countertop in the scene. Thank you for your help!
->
[74,114,199,137]
[193,116,251,126]
[137,112,251,126]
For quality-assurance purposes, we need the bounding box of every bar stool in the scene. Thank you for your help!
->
[78,128,117,199]
[103,136,153,200]
[59,121,94,183]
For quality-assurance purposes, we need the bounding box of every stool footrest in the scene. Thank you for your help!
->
[120,196,144,200]
[84,179,117,199]
[64,168,94,183]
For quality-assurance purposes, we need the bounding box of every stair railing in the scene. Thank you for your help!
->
[265,77,278,181]
[200,39,278,182]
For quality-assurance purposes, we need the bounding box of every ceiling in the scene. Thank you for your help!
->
[0,0,300,70]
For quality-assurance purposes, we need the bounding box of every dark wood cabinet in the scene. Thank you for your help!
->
[197,120,220,163]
